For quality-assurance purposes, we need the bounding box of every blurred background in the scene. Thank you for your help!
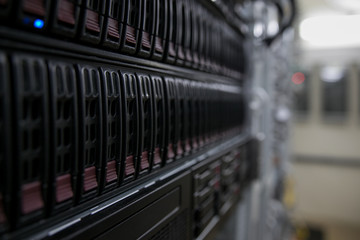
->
[292,0,360,239]
[233,0,360,239]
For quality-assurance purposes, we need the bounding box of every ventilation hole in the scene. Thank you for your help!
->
[146,0,150,13]
[23,130,29,150]
[89,147,96,165]
[63,100,71,120]
[57,128,62,147]
[90,124,96,141]
[65,67,74,93]
[23,160,29,180]
[31,99,41,120]
[189,11,193,47]
[107,121,111,134]
[22,60,31,92]
[106,72,112,93]
[119,1,123,16]
[172,0,177,40]
[144,129,149,143]
[91,70,98,93]
[56,67,64,95]
[128,138,133,155]
[159,1,164,36]
[111,100,117,116]
[157,115,161,131]
[157,100,162,114]
[144,100,149,115]
[33,61,43,91]
[89,0,99,10]
[57,155,62,173]
[84,70,91,95]
[114,1,120,18]
[145,16,150,32]
[89,100,97,118]
[156,131,161,145]
[64,127,71,146]
[111,121,116,137]
[110,1,114,18]
[180,101,184,118]
[155,81,160,95]
[144,118,148,131]
[85,150,89,166]
[107,145,111,158]
[113,74,120,94]
[86,124,89,141]
[110,143,115,159]
[85,101,90,117]
[63,153,70,172]
[130,10,136,26]
[129,118,134,135]
[94,0,99,10]
[128,101,134,117]
[31,158,39,179]
[181,5,186,44]
[23,99,28,119]
[32,129,40,149]
[128,0,139,27]
[125,77,131,94]
[170,100,175,117]
[170,100,175,138]
[57,101,62,119]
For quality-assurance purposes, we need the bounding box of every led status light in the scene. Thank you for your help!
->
[33,19,44,29]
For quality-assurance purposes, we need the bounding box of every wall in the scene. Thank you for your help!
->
[291,48,360,239]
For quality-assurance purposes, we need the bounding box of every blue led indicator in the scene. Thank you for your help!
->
[33,19,44,29]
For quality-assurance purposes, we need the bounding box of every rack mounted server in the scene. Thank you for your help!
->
[0,0,257,239]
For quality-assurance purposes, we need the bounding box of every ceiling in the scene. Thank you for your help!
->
[297,0,360,20]
[295,0,360,50]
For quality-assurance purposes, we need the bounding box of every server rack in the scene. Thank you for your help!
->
[0,0,263,239]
